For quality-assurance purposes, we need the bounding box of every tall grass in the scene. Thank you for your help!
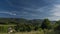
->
[0,25,16,33]
[0,30,59,34]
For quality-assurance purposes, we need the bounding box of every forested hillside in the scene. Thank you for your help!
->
[0,18,41,24]
[0,18,56,25]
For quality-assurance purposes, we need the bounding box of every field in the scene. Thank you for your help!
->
[0,31,44,34]
[0,30,55,34]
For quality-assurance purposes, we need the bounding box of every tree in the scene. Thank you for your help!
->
[54,24,60,34]
[54,20,60,31]
[41,19,52,29]
[56,20,60,25]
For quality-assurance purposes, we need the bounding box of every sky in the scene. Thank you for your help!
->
[0,0,60,21]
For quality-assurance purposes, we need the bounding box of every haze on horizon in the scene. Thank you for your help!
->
[0,0,60,21]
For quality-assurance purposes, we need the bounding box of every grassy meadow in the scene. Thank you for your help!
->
[0,31,54,34]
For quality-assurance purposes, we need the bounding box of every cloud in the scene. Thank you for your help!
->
[50,4,60,16]
[48,4,60,21]
[0,11,16,15]
[44,0,60,4]
[1,0,60,21]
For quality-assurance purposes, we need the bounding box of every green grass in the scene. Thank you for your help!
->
[0,30,55,34]
[0,24,16,26]
[0,24,16,33]
[0,31,43,34]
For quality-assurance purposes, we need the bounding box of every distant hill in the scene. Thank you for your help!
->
[0,18,56,24]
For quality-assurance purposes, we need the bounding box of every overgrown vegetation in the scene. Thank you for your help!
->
[0,18,60,34]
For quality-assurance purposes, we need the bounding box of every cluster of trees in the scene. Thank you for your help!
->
[0,18,60,32]
[15,22,41,32]
[14,18,60,32]
[14,19,51,32]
